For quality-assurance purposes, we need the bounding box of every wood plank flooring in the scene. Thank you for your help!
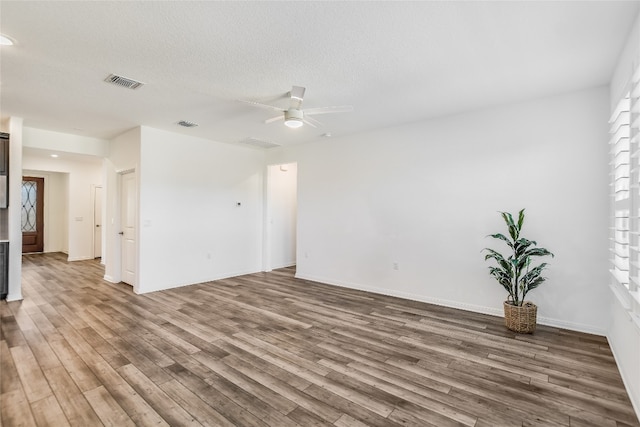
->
[1,252,638,426]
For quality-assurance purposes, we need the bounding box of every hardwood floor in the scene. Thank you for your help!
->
[1,253,638,427]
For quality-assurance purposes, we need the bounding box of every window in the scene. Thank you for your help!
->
[610,61,640,311]
[610,93,630,289]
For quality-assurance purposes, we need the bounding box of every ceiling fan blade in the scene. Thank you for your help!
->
[304,115,323,127]
[265,114,284,124]
[290,86,306,109]
[302,118,317,128]
[261,91,290,104]
[238,99,285,112]
[304,105,353,116]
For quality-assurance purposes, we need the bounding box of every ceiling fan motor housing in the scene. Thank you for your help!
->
[284,108,304,128]
[285,109,303,121]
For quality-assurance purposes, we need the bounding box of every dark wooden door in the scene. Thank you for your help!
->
[22,177,44,253]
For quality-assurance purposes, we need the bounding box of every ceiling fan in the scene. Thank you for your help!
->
[241,86,353,128]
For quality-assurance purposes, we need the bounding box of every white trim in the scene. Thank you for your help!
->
[91,184,103,259]
[103,274,117,283]
[116,167,135,175]
[270,262,297,270]
[296,272,606,336]
[67,256,93,262]
[6,291,22,301]
[607,299,640,422]
[132,268,260,294]
[610,282,633,310]
[608,337,640,422]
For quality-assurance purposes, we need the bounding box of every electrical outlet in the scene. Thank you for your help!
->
[393,262,399,270]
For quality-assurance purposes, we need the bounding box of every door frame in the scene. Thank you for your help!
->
[92,184,103,261]
[262,162,298,272]
[117,169,137,290]
[21,176,45,254]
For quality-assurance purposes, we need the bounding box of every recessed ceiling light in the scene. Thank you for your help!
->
[50,154,59,158]
[0,35,14,46]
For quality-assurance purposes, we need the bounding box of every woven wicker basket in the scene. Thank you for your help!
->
[503,301,537,333]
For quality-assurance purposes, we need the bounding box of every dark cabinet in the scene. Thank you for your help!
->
[0,133,7,208]
[0,242,7,300]
[0,133,7,299]
[0,133,8,175]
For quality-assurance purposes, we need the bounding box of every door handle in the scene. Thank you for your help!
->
[118,232,124,235]
[96,224,101,228]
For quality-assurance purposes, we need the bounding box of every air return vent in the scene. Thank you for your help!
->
[177,120,198,128]
[237,137,280,149]
[104,73,144,90]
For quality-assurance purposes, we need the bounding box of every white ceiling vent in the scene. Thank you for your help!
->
[237,137,280,149]
[104,73,144,90]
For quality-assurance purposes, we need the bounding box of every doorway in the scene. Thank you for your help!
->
[21,176,44,253]
[93,185,103,259]
[264,163,297,271]
[120,171,136,286]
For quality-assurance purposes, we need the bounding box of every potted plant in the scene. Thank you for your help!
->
[483,209,554,333]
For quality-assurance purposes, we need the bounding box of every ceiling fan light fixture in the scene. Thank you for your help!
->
[284,118,303,128]
[0,34,14,46]
[284,109,304,128]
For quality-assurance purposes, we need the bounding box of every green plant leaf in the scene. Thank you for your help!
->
[486,233,515,249]
[514,238,535,258]
[501,211,521,241]
[484,209,551,304]
[488,267,513,295]
[523,247,554,258]
[517,209,525,230]
[483,248,504,261]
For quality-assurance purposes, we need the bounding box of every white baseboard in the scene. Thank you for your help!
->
[295,272,605,336]
[103,275,117,283]
[135,268,261,294]
[6,291,23,301]
[270,261,296,270]
[67,256,93,262]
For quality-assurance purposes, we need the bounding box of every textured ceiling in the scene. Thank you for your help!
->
[1,1,638,148]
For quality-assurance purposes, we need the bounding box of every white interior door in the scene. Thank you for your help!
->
[265,163,297,271]
[94,186,102,258]
[120,172,136,286]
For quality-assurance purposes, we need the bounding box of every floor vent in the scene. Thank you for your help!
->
[104,73,144,90]
[237,137,280,149]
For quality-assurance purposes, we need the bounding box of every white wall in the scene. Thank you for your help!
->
[136,127,265,293]
[609,296,640,417]
[6,117,23,301]
[22,169,68,254]
[22,150,102,261]
[266,163,297,270]
[611,13,640,109]
[268,86,610,334]
[23,127,109,157]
